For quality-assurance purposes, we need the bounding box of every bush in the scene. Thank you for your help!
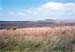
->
[12,27,17,30]
[6,27,17,30]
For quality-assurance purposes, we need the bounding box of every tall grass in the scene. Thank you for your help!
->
[0,26,75,52]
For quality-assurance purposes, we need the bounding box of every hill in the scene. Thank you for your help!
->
[0,19,75,29]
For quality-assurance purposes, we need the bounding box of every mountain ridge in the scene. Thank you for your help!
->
[0,19,75,29]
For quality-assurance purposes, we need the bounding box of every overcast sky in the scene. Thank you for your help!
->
[0,0,75,21]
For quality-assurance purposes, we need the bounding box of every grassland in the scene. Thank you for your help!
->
[0,26,75,52]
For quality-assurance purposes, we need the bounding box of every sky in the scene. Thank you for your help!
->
[0,0,75,21]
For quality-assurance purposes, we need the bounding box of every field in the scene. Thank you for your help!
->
[0,26,75,52]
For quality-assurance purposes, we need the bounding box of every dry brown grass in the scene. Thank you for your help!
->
[0,26,75,43]
[14,26,75,40]
[0,26,75,52]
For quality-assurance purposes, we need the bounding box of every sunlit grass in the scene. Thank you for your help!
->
[0,26,75,52]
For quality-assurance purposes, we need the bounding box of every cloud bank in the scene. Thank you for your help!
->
[2,2,75,20]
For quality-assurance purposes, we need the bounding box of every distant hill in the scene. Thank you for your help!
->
[0,19,75,29]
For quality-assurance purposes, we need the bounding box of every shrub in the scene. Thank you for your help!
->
[6,27,17,30]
